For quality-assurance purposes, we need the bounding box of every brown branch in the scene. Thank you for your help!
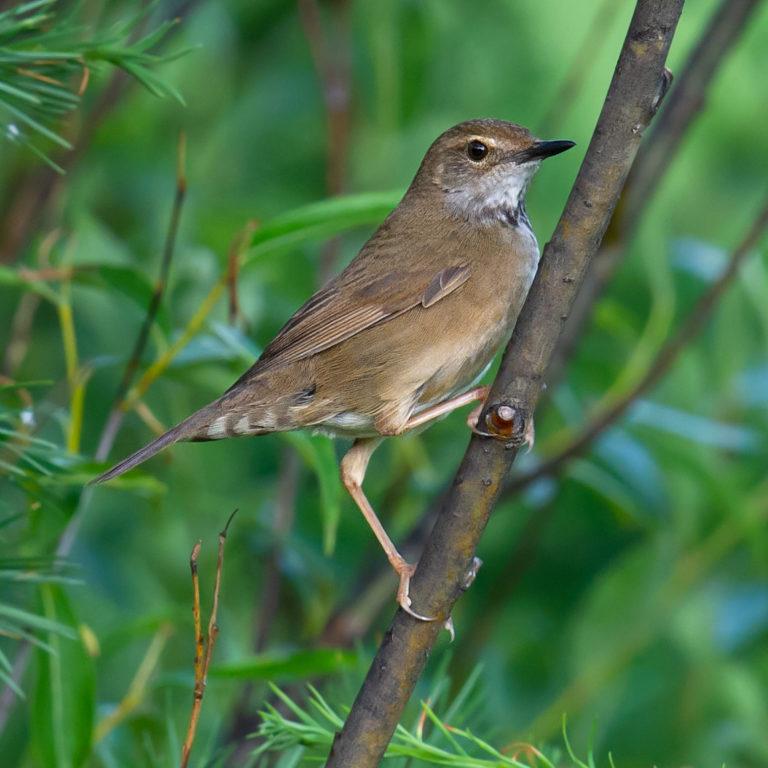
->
[506,195,768,494]
[325,1,685,765]
[181,510,237,768]
[458,196,768,645]
[298,0,353,284]
[94,133,187,464]
[547,0,763,384]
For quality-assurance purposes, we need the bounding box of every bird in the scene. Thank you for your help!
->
[92,119,574,621]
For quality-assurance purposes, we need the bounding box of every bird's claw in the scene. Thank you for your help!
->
[397,564,435,622]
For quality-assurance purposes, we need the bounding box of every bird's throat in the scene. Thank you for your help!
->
[443,161,539,229]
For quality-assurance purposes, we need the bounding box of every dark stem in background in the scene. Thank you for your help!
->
[459,195,768,654]
[95,133,188,463]
[0,0,201,264]
[0,139,188,738]
[325,1,685,765]
[225,447,300,761]
[506,196,768,495]
[547,0,763,385]
[298,0,353,285]
[0,71,128,264]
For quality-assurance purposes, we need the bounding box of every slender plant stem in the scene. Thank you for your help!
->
[181,510,236,768]
[547,0,763,385]
[95,132,187,463]
[506,196,768,494]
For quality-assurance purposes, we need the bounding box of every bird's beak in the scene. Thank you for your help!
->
[511,139,576,164]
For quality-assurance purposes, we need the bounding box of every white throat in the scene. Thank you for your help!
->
[443,160,540,227]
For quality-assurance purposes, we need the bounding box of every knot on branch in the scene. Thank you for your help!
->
[460,557,483,592]
[475,401,530,447]
[652,66,674,115]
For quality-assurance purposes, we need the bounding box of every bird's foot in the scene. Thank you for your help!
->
[468,402,534,451]
[396,562,435,622]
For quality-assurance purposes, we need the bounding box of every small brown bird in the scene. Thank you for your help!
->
[93,119,574,620]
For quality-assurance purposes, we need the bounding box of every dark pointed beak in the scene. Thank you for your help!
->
[511,139,576,164]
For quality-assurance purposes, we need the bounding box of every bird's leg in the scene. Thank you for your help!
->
[340,437,434,622]
[404,386,490,431]
[402,384,534,447]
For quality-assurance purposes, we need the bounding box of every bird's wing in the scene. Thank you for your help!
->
[252,260,471,372]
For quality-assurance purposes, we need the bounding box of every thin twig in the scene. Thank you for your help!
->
[298,0,353,284]
[547,0,763,384]
[506,195,768,494]
[122,219,257,414]
[181,509,237,768]
[325,2,685,765]
[95,132,188,463]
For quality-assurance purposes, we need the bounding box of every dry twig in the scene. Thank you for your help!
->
[181,509,237,768]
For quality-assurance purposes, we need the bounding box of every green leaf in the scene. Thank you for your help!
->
[72,265,171,335]
[281,432,341,555]
[31,585,95,768]
[211,647,356,681]
[243,191,401,268]
[0,602,77,639]
[0,265,59,302]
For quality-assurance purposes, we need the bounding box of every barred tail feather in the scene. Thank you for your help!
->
[90,407,216,485]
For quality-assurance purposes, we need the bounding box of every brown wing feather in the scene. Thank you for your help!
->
[421,265,471,308]
[256,263,470,371]
[231,219,472,385]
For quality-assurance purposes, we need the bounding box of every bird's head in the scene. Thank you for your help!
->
[412,118,574,226]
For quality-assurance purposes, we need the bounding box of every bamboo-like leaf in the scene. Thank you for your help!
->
[281,431,341,556]
[30,585,95,768]
[243,191,401,267]
[212,647,356,681]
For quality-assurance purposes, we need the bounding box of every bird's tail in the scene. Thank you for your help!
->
[90,400,236,485]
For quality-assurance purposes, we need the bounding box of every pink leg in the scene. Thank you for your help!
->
[340,438,434,621]
[404,386,490,431]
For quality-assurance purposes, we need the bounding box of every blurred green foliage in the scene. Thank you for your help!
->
[1,0,768,766]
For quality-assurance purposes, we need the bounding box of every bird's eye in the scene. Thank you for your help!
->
[467,140,488,161]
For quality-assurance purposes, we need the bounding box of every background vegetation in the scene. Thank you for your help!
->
[2,1,768,766]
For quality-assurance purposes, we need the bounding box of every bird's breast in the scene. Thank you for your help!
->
[413,220,540,410]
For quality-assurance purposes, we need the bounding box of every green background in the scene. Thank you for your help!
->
[2,0,768,765]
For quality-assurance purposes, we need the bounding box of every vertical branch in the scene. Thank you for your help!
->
[326,1,685,765]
